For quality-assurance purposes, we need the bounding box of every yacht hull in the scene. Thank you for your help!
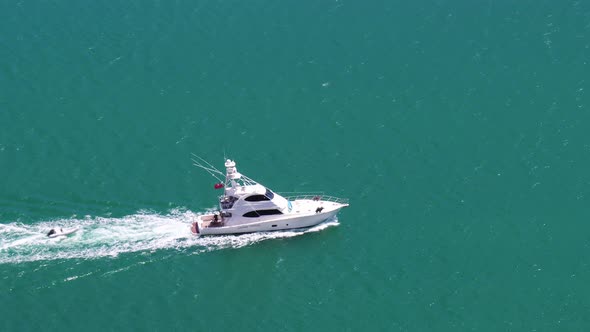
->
[196,207,344,236]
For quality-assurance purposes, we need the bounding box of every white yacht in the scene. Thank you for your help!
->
[191,158,349,236]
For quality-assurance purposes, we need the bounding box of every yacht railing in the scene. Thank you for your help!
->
[284,194,349,204]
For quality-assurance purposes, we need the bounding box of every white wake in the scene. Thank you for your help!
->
[0,210,339,264]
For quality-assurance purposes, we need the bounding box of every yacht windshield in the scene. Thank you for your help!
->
[264,188,274,200]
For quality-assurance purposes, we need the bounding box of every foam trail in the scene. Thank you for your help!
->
[0,210,339,264]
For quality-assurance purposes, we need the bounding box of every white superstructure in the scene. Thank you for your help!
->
[191,158,348,236]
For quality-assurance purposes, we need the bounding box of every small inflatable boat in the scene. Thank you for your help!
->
[47,227,79,238]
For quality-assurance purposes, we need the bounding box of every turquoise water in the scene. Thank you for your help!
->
[2,0,590,330]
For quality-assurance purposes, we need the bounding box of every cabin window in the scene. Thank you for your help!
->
[245,194,270,202]
[244,188,276,202]
[242,209,283,218]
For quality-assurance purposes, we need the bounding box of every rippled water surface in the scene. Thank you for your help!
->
[2,0,590,331]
